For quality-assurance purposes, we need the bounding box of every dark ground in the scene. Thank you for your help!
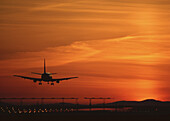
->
[1,112,170,121]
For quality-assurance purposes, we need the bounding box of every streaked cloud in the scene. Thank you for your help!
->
[1,0,170,101]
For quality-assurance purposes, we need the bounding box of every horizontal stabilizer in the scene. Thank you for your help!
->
[31,72,42,75]
[52,77,78,81]
[50,73,57,75]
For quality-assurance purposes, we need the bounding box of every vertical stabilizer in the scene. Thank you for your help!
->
[44,59,46,74]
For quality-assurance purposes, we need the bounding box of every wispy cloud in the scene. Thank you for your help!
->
[1,34,170,69]
[1,0,170,100]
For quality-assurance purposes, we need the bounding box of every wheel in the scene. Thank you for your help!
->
[51,83,54,85]
[39,82,42,85]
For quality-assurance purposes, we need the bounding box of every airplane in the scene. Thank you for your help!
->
[13,59,78,85]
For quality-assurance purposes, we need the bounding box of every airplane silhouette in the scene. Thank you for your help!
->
[13,59,78,85]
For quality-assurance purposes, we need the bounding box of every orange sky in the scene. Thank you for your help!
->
[1,0,170,104]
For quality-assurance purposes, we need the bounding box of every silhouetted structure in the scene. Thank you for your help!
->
[0,97,79,110]
[84,97,111,110]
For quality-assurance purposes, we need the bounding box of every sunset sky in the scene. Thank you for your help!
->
[1,0,170,104]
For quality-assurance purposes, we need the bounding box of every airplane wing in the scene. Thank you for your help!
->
[13,75,42,81]
[52,77,78,81]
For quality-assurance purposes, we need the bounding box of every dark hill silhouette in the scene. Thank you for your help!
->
[140,99,162,103]
[93,99,170,108]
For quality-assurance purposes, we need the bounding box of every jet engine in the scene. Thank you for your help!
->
[33,80,37,83]
[56,80,60,83]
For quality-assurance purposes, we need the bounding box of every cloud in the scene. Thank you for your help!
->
[1,0,170,60]
[1,0,170,101]
[1,34,170,69]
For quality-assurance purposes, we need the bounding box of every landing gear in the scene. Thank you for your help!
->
[39,82,42,85]
[51,83,54,85]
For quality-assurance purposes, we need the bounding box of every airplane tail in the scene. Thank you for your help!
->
[44,58,46,74]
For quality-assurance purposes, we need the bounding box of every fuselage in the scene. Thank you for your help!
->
[41,73,52,81]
